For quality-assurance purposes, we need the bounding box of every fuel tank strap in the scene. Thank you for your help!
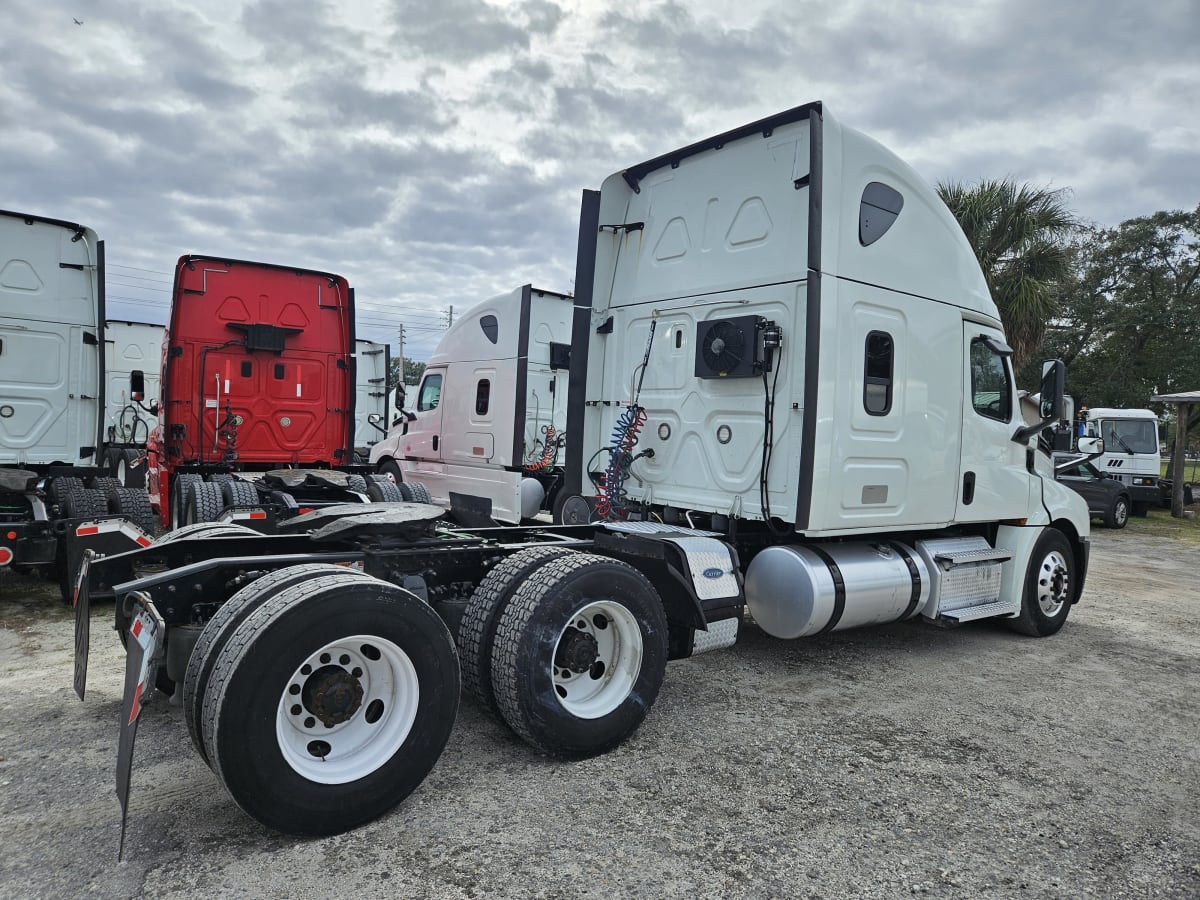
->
[891,543,923,619]
[807,545,846,634]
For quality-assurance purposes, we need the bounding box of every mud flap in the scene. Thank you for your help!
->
[116,596,165,860]
[72,551,94,701]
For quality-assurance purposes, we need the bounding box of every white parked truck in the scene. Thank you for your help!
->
[352,338,391,458]
[1075,407,1162,515]
[0,210,152,597]
[103,320,164,487]
[369,284,573,524]
[74,102,1094,852]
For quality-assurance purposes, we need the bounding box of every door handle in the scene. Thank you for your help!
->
[962,472,976,505]
[432,435,439,452]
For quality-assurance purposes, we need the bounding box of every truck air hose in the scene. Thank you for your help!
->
[595,405,646,520]
[524,426,560,472]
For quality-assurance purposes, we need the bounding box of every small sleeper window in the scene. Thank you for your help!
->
[241,361,252,378]
[863,331,893,415]
[479,315,499,344]
[859,182,904,246]
[273,363,285,380]
[475,379,491,415]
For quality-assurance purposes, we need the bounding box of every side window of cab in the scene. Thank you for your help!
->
[417,374,442,412]
[969,337,1013,423]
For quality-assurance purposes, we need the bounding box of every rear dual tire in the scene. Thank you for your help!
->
[198,571,459,835]
[489,553,668,756]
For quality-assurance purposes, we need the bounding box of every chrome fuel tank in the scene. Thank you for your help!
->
[744,542,930,639]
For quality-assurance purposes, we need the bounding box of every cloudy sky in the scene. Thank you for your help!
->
[3,0,1197,361]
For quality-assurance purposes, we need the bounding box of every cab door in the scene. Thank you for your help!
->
[956,326,1034,522]
[399,367,445,466]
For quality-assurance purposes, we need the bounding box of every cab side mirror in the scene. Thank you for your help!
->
[394,385,406,410]
[1076,436,1104,456]
[130,369,145,403]
[1038,359,1064,421]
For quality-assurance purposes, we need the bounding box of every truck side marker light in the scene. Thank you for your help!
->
[0,547,13,566]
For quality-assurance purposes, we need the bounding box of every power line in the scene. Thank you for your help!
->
[108,263,174,275]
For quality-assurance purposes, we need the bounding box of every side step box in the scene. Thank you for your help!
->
[914,536,1018,624]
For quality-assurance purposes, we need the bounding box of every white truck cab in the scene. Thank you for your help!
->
[369,285,572,524]
[1077,407,1161,514]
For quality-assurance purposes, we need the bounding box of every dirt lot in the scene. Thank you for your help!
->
[1,517,1198,899]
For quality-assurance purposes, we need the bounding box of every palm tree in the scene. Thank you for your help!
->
[937,179,1077,368]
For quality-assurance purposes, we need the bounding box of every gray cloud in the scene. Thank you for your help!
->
[2,0,1197,362]
[388,0,564,61]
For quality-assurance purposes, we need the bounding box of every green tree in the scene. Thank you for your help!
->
[1042,205,1200,409]
[937,178,1077,369]
[387,358,427,394]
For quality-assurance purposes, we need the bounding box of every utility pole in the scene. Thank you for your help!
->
[447,305,454,327]
[396,324,405,391]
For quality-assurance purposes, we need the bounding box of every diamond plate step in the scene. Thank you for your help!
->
[933,547,1013,567]
[939,597,1020,623]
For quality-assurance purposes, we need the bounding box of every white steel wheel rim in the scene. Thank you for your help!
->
[116,458,127,486]
[276,634,419,784]
[1036,550,1070,617]
[1114,500,1128,526]
[551,600,643,719]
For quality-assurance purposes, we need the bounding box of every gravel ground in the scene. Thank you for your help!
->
[1,524,1197,899]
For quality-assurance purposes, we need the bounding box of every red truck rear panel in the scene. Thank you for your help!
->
[162,256,354,469]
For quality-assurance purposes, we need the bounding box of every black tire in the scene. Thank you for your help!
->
[552,492,593,525]
[1104,494,1130,529]
[171,474,204,530]
[49,476,85,503]
[379,459,404,486]
[186,481,225,524]
[221,479,259,508]
[345,474,369,494]
[459,547,578,717]
[408,481,432,504]
[490,553,668,756]
[113,487,156,534]
[367,476,403,503]
[184,564,372,764]
[207,473,234,484]
[62,487,108,520]
[1008,528,1075,637]
[395,481,415,502]
[156,521,260,544]
[90,476,121,500]
[201,575,460,835]
[58,489,110,603]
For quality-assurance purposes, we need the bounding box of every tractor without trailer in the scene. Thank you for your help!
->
[0,210,153,598]
[369,284,572,525]
[352,338,391,460]
[76,101,1095,849]
[143,255,401,532]
[1061,406,1165,515]
[103,320,165,490]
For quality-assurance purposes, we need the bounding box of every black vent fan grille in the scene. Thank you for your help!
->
[694,315,764,379]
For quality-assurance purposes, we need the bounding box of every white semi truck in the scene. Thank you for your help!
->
[103,320,165,488]
[352,338,390,458]
[0,210,152,596]
[74,101,1095,851]
[369,284,573,524]
[1074,407,1162,515]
